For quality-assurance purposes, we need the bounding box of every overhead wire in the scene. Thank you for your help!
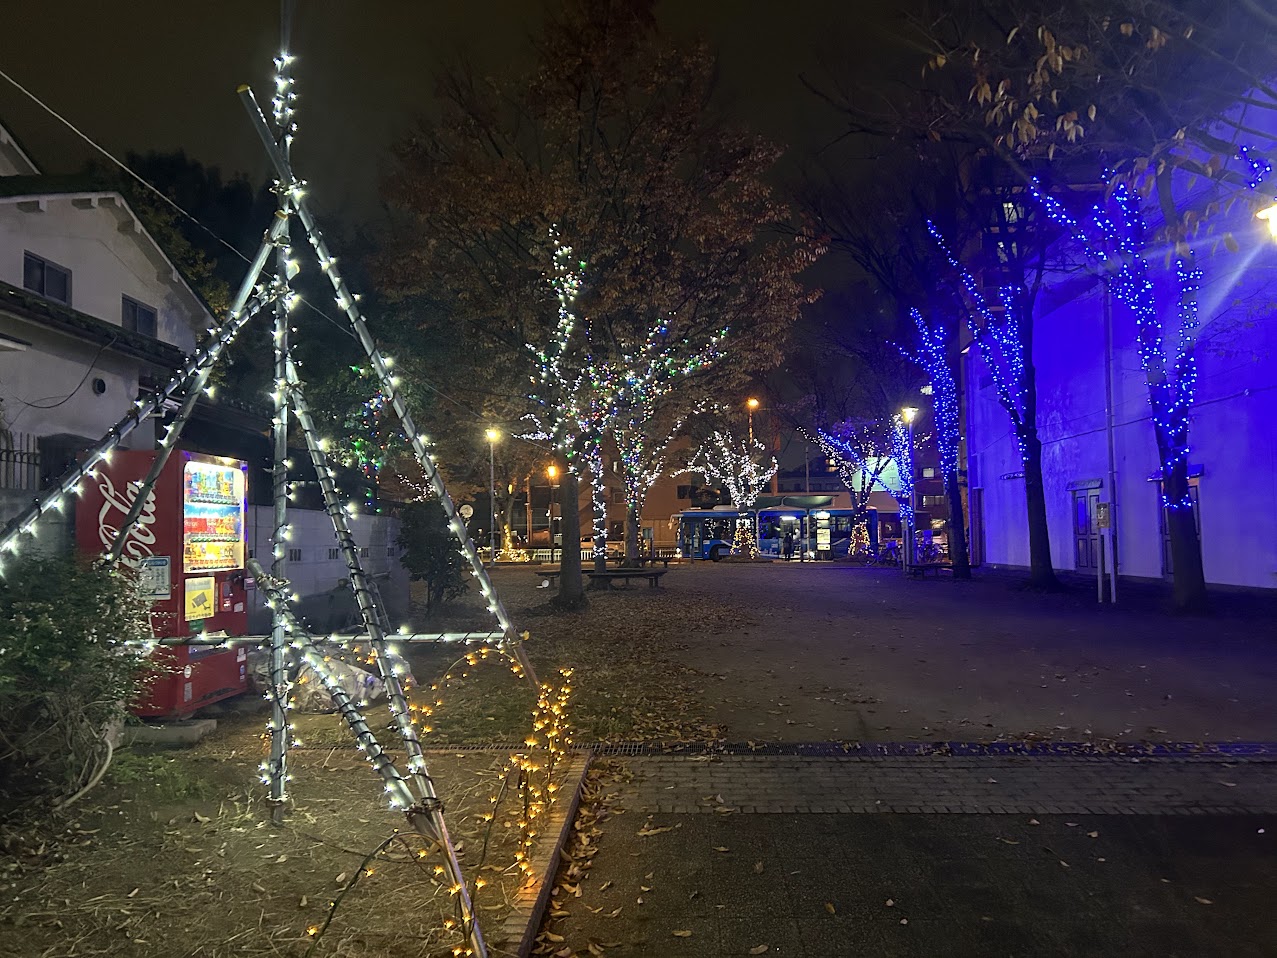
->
[0,62,554,454]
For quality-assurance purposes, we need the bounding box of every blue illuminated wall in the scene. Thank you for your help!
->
[965,212,1277,590]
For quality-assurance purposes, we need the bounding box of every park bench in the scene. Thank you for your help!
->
[587,569,668,589]
[909,563,952,577]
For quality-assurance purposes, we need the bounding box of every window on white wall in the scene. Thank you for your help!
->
[23,251,71,304]
[122,296,158,337]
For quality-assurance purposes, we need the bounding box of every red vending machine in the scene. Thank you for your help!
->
[76,450,251,718]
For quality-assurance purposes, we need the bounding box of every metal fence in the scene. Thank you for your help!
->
[0,433,40,490]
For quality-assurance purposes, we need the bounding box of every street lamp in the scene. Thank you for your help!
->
[485,428,500,561]
[746,397,760,445]
[546,464,559,565]
[900,407,919,572]
[1258,204,1277,240]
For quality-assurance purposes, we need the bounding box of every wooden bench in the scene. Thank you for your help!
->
[587,569,668,589]
[909,562,952,577]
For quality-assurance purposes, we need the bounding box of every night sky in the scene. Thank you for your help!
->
[0,1,898,222]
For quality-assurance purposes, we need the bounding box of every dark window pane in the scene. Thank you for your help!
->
[45,265,68,303]
[23,253,44,293]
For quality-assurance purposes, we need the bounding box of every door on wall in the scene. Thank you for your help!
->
[1157,478,1201,578]
[1072,488,1101,573]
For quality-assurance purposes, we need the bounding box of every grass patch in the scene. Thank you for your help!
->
[107,750,215,801]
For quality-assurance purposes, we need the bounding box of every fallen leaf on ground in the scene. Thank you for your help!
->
[1087,831,1099,839]
[997,838,1020,845]
[885,899,895,907]
[900,918,909,925]
[824,902,836,915]
[753,861,764,874]
[672,930,693,937]
[750,946,769,955]
[1218,781,1237,787]
[637,825,673,837]
[544,932,565,943]
[713,846,730,853]
[192,812,210,824]
[1194,897,1213,905]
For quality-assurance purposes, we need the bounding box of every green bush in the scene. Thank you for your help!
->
[0,556,153,814]
[397,500,469,614]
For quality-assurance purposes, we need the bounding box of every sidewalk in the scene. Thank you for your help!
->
[540,752,1277,958]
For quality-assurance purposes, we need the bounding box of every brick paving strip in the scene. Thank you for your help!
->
[624,753,1277,815]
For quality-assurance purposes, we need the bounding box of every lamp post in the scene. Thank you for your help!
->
[485,428,500,561]
[547,464,559,565]
[746,397,762,551]
[901,406,919,572]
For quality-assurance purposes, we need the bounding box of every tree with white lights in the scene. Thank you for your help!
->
[678,412,777,557]
[526,231,728,581]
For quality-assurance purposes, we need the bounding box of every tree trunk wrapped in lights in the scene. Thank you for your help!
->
[928,222,1057,588]
[1030,177,1229,611]
[900,309,971,578]
[526,230,729,588]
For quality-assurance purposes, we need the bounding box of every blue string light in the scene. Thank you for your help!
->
[1029,177,1204,509]
[900,309,960,480]
[927,221,1030,462]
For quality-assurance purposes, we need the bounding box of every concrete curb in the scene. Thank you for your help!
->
[121,719,219,747]
[496,749,593,958]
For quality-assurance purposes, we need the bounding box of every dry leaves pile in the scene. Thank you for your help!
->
[533,761,630,957]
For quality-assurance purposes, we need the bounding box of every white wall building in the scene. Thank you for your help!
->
[965,209,1277,593]
[0,120,408,627]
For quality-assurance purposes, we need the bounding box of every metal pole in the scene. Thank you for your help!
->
[103,218,291,567]
[283,365,490,958]
[551,483,558,565]
[1103,287,1119,604]
[525,473,532,549]
[240,83,536,687]
[267,222,293,821]
[489,437,497,561]
[248,558,485,956]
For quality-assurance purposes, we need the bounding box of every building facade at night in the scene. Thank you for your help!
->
[964,215,1277,592]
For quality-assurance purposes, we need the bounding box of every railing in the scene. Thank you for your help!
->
[0,433,40,491]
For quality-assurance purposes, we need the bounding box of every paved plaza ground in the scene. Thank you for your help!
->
[500,563,1277,957]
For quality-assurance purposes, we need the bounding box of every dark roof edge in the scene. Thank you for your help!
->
[0,280,187,368]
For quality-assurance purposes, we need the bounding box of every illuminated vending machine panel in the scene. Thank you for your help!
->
[182,459,246,576]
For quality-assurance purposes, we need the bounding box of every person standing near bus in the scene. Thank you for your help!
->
[783,529,795,561]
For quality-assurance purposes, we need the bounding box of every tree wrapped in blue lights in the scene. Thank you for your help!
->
[927,220,1058,588]
[900,309,970,578]
[807,420,894,513]
[1029,172,1237,610]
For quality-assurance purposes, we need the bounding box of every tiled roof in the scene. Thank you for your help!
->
[0,279,187,367]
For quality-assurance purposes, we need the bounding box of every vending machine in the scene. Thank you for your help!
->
[76,449,250,718]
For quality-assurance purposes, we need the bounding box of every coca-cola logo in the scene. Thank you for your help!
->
[96,473,158,568]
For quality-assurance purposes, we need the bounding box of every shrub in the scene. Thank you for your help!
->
[0,556,153,815]
[397,500,469,614]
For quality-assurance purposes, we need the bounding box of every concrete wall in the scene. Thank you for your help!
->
[0,322,158,449]
[244,505,409,633]
[967,229,1277,591]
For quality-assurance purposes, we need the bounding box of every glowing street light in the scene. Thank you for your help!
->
[546,464,559,565]
[746,397,760,444]
[1258,204,1277,240]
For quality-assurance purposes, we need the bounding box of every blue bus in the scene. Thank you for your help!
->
[676,501,930,562]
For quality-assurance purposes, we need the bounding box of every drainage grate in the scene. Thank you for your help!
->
[292,740,1277,759]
